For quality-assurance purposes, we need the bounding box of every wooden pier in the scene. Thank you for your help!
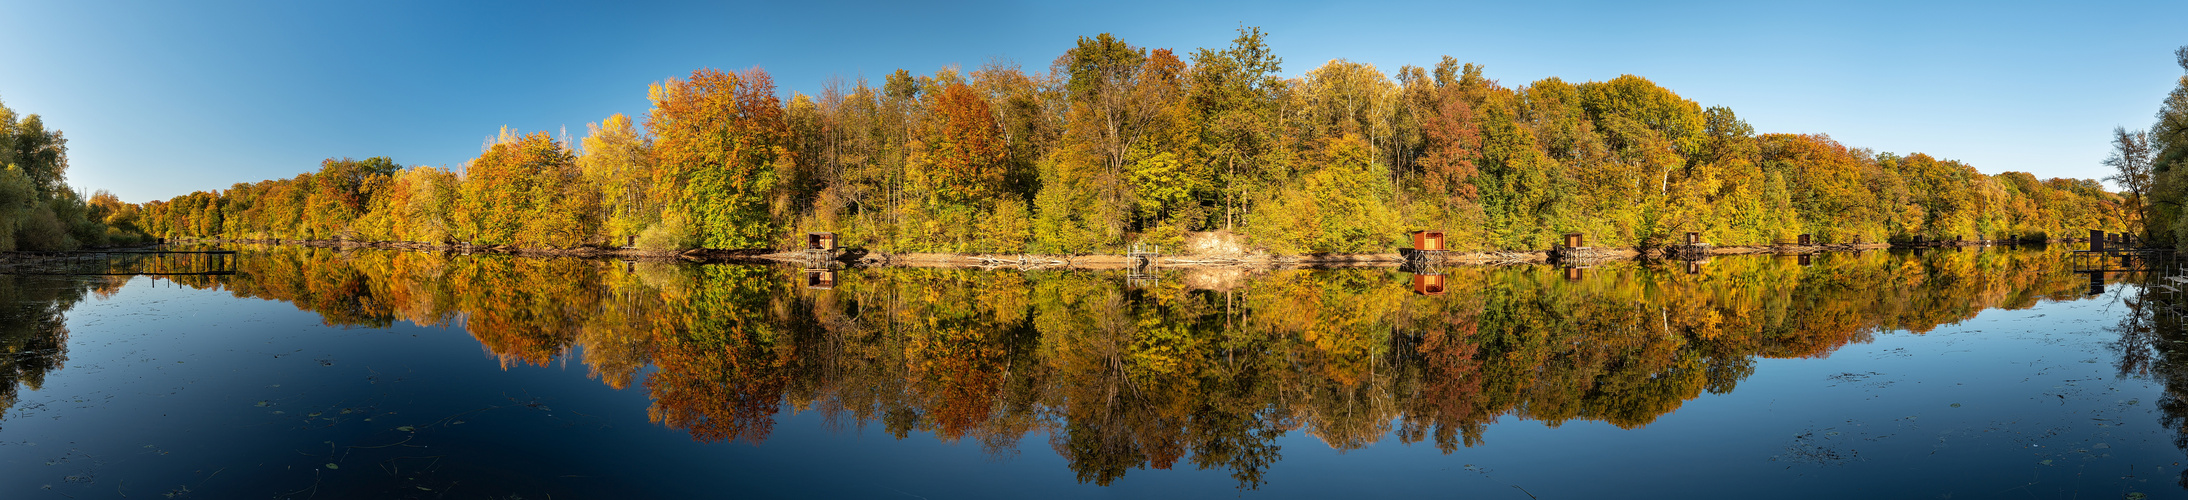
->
[1126,242,1159,287]
[1551,233,1619,264]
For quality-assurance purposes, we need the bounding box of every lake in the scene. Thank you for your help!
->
[0,245,2179,498]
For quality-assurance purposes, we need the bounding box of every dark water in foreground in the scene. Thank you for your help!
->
[0,245,2183,498]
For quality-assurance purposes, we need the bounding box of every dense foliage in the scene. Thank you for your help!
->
[130,29,2128,253]
[2136,46,2188,247]
[107,246,2094,487]
[0,98,139,250]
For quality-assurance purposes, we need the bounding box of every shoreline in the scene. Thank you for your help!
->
[127,237,2073,270]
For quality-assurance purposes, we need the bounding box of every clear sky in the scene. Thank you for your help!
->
[2,0,2183,202]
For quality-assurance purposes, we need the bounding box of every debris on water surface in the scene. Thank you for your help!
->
[2040,459,2053,466]
[2128,492,2149,500]
[2094,443,2110,449]
[396,426,414,432]
[252,401,271,407]
[325,463,338,469]
[1949,403,1961,408]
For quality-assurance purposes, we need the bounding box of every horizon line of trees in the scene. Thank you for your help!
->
[127,28,2129,254]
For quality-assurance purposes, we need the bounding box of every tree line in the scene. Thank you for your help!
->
[0,98,140,251]
[128,28,2129,254]
[120,245,2092,487]
[2113,46,2188,248]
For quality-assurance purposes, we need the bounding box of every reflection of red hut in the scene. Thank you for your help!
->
[805,268,836,290]
[1412,274,1447,296]
[1411,231,1446,252]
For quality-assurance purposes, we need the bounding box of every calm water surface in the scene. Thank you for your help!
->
[0,246,2181,498]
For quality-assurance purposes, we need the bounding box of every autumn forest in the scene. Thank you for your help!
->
[81,28,2130,256]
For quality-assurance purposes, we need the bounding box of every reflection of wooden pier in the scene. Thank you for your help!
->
[2,250,239,276]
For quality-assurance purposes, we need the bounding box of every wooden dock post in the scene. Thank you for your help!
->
[2091,229,2106,253]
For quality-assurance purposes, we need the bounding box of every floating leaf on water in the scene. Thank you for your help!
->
[252,401,271,407]
[2095,443,2111,449]
[325,463,339,469]
[2129,399,2142,405]
[2128,492,2149,500]
[396,426,414,432]
[1950,403,1961,408]
[271,411,284,414]
[2040,459,2053,466]
[417,486,433,491]
[306,412,321,417]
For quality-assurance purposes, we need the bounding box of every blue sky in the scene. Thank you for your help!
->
[2,0,2183,202]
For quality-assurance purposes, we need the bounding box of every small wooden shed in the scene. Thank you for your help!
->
[1683,232,1702,246]
[1563,233,1586,248]
[1412,231,1447,252]
[807,232,838,251]
[1797,234,1812,246]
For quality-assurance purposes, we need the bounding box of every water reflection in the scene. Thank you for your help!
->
[45,245,2078,488]
[0,246,2110,489]
[0,274,124,431]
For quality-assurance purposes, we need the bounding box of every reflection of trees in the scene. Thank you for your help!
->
[2109,266,2188,488]
[0,275,125,430]
[171,245,2091,488]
